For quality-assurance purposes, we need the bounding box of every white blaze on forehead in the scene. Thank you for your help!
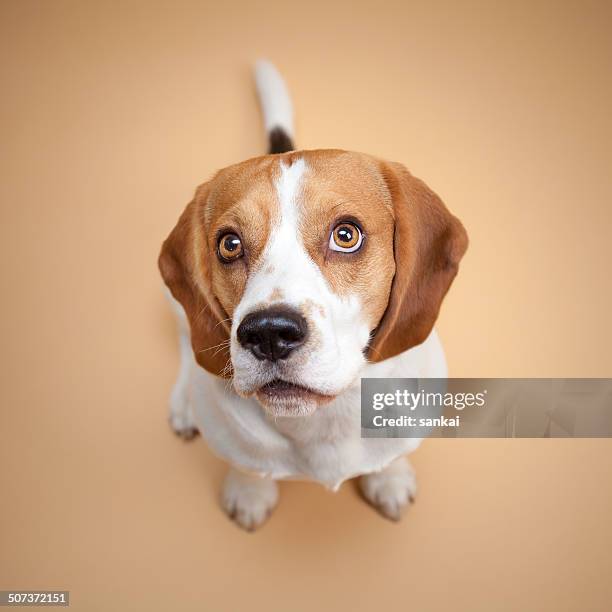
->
[274,157,306,234]
[265,157,326,306]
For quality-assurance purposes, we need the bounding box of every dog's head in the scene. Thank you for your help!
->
[159,150,467,416]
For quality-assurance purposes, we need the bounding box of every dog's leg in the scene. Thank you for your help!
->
[167,293,198,439]
[222,467,279,532]
[359,456,416,521]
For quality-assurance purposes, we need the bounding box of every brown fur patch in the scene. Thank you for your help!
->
[367,161,468,361]
[299,150,396,331]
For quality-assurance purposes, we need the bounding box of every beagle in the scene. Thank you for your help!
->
[159,60,468,530]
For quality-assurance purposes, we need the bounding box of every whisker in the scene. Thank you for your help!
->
[198,339,231,354]
[212,343,231,358]
[213,317,232,330]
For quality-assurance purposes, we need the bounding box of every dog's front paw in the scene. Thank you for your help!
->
[168,385,198,440]
[359,456,416,521]
[168,411,198,440]
[221,468,279,532]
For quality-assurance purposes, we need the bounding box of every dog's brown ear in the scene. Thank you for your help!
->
[158,189,231,377]
[368,162,468,362]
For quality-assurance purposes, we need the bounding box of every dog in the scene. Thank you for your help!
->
[159,60,468,530]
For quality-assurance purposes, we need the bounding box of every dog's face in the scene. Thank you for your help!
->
[159,150,467,416]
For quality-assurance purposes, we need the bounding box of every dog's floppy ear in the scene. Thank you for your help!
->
[158,188,231,377]
[368,161,468,362]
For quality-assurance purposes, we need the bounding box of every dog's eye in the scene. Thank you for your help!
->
[329,222,363,253]
[217,233,244,262]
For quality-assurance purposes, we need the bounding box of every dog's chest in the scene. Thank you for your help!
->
[191,371,419,489]
[188,334,445,489]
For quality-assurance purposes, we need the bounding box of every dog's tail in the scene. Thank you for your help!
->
[254,59,295,154]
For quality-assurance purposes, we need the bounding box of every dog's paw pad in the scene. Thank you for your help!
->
[222,470,278,532]
[359,457,416,522]
[173,424,199,440]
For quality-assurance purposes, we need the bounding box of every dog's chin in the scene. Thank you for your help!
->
[252,379,336,417]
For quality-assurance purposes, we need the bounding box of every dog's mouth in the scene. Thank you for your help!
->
[254,378,335,413]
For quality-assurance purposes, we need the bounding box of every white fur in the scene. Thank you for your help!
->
[254,59,294,138]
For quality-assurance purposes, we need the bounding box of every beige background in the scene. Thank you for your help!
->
[1,1,611,610]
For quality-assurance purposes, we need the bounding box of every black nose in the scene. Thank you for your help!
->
[237,307,308,362]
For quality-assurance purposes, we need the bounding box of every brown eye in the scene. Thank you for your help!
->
[217,233,244,262]
[329,222,363,253]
